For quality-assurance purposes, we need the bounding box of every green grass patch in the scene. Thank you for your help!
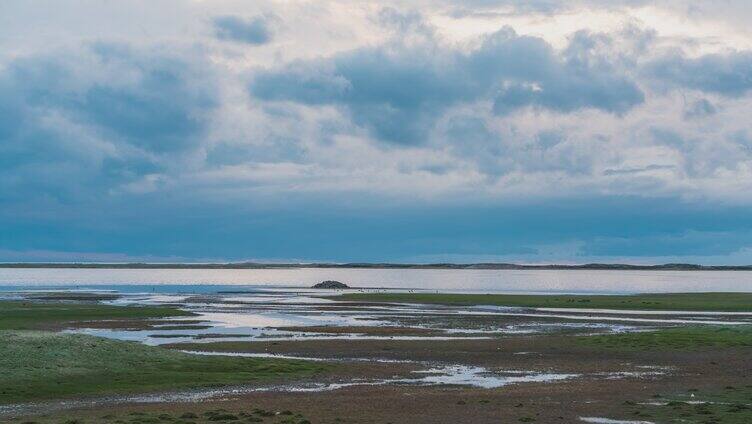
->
[579,326,752,350]
[333,292,752,311]
[0,300,194,330]
[621,386,752,423]
[0,331,329,404]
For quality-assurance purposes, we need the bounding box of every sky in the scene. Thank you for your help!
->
[2,1,752,264]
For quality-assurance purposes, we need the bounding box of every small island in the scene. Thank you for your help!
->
[312,280,349,289]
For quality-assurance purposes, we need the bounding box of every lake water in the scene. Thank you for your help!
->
[2,267,752,293]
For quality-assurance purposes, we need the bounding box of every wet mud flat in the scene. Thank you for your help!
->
[7,329,751,423]
[7,342,752,424]
[4,289,752,423]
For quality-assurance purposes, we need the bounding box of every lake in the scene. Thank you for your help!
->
[2,267,752,293]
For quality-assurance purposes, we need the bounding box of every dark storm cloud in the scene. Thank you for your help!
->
[251,27,644,144]
[646,51,752,96]
[0,44,217,201]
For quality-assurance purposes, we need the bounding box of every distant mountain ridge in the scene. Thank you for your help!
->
[1,262,751,270]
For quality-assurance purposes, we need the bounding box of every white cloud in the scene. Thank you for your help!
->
[2,0,752,207]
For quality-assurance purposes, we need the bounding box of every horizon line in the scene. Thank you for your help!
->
[2,261,752,270]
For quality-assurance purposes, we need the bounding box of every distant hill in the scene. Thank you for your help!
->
[1,262,751,271]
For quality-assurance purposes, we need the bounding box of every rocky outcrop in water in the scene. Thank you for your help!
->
[312,280,349,289]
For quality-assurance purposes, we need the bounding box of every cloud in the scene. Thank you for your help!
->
[251,25,643,144]
[2,0,752,263]
[603,164,675,176]
[646,51,752,96]
[80,45,216,152]
[683,98,717,119]
[0,248,204,263]
[0,43,217,202]
[732,131,752,152]
[489,29,645,115]
[213,15,273,45]
[580,229,752,258]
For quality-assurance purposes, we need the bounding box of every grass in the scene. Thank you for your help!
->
[620,386,752,423]
[0,300,332,404]
[333,292,752,311]
[6,407,312,424]
[579,326,752,350]
[0,331,329,404]
[0,300,194,330]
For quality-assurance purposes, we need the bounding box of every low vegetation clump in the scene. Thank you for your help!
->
[0,300,194,330]
[9,408,313,424]
[620,386,752,423]
[0,330,329,403]
[579,325,752,350]
[0,331,326,404]
[0,299,332,405]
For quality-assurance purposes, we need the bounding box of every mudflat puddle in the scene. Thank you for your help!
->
[31,286,745,346]
[580,418,655,424]
[408,366,578,389]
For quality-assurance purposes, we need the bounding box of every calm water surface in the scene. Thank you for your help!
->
[1,267,752,293]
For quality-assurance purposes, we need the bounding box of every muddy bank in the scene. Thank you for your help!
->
[272,325,444,336]
[10,372,752,424]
